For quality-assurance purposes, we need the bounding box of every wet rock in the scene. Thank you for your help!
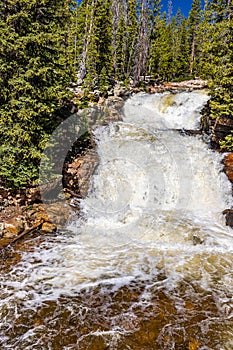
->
[3,217,25,238]
[30,203,70,229]
[0,223,5,237]
[45,203,71,227]
[223,153,233,183]
[41,222,57,233]
[223,209,233,228]
[26,187,41,204]
[192,234,205,245]
[64,148,99,199]
[105,96,124,110]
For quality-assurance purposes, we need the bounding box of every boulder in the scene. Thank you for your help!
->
[41,222,57,233]
[3,217,25,238]
[223,209,233,228]
[223,153,233,183]
[105,96,124,110]
[30,203,70,229]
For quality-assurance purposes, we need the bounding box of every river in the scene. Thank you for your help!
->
[1,91,233,349]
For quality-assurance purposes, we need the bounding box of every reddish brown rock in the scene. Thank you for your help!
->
[64,148,99,200]
[223,153,233,183]
[223,153,233,167]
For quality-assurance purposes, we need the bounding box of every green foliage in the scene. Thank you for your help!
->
[75,0,113,88]
[220,132,233,151]
[0,0,75,188]
[99,67,110,95]
[199,7,233,120]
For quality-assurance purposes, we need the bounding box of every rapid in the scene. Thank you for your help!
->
[1,91,233,349]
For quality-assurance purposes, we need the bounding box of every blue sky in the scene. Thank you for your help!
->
[160,0,194,17]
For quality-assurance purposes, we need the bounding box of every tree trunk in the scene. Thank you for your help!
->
[190,34,195,75]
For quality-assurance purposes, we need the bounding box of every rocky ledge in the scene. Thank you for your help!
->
[147,79,208,93]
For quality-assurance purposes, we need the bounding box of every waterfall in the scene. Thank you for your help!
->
[1,91,233,349]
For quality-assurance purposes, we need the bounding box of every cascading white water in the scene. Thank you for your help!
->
[1,90,233,349]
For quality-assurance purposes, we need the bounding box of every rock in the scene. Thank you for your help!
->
[45,203,71,227]
[147,79,207,94]
[26,187,41,204]
[64,148,99,200]
[223,153,233,183]
[0,187,9,199]
[223,209,233,228]
[113,85,127,97]
[105,96,124,110]
[98,97,105,105]
[224,168,233,183]
[41,222,57,233]
[29,203,71,229]
[3,217,25,238]
[223,153,233,167]
[0,223,5,237]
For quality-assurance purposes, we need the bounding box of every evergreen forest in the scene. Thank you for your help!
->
[0,0,232,188]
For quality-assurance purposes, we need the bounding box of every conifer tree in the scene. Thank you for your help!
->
[75,0,113,89]
[150,15,166,80]
[133,0,161,84]
[0,0,74,187]
[115,13,127,80]
[188,0,202,75]
[176,11,190,77]
[125,0,138,78]
[199,0,233,148]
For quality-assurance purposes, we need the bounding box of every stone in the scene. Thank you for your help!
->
[0,223,5,237]
[223,153,233,167]
[41,222,57,233]
[0,187,9,199]
[4,217,25,238]
[26,187,41,204]
[223,153,233,183]
[223,209,233,228]
[105,96,124,110]
[224,169,233,183]
[45,203,71,227]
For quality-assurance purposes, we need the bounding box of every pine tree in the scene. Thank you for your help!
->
[188,0,202,75]
[176,11,190,78]
[75,0,113,89]
[133,0,161,84]
[125,0,138,78]
[112,0,138,81]
[199,0,233,149]
[0,0,74,187]
[115,13,127,80]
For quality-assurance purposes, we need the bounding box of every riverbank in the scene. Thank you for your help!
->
[1,79,233,249]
